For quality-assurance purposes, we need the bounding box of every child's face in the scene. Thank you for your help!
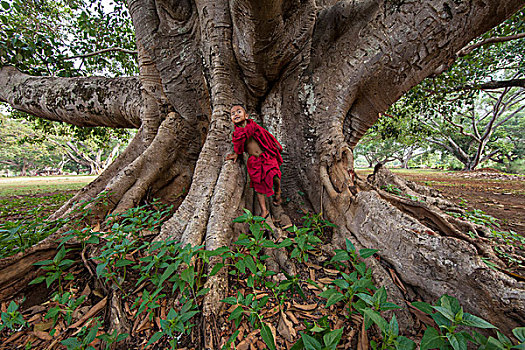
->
[231,106,247,125]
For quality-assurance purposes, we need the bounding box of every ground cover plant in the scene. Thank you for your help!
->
[0,182,524,349]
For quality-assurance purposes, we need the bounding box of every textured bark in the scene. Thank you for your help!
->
[0,67,142,128]
[1,0,524,340]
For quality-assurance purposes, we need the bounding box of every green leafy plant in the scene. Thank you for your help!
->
[287,224,322,263]
[290,316,343,350]
[0,300,26,332]
[61,318,102,350]
[147,302,199,349]
[97,330,129,350]
[413,295,498,350]
[30,245,75,293]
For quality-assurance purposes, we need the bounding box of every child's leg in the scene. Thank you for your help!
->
[272,176,282,205]
[257,192,269,218]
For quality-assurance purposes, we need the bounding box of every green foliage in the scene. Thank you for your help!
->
[0,300,26,332]
[45,292,86,327]
[413,295,503,350]
[357,11,525,171]
[30,245,75,293]
[0,0,137,77]
[0,113,132,175]
[148,303,199,349]
[291,317,343,350]
[447,208,524,268]
[9,203,525,349]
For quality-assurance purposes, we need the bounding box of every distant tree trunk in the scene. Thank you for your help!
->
[0,0,523,342]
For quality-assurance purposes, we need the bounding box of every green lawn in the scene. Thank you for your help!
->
[0,175,95,197]
[0,176,95,223]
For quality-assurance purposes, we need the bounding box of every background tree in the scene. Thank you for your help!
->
[0,113,65,175]
[419,86,524,171]
[386,9,525,171]
[1,0,524,342]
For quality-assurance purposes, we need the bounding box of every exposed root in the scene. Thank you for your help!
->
[345,190,525,335]
[0,242,78,301]
[105,291,132,348]
[49,127,151,221]
[368,165,505,266]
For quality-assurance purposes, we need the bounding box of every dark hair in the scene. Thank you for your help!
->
[231,103,246,111]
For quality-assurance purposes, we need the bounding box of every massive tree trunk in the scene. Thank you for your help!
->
[1,0,524,341]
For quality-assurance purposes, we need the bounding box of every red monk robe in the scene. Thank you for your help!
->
[232,119,283,196]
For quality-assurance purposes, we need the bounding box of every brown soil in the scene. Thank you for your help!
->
[358,169,525,235]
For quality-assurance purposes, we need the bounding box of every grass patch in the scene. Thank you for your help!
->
[0,176,94,223]
[0,176,94,197]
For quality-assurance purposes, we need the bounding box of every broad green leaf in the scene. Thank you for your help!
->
[33,259,53,266]
[323,328,343,348]
[29,275,46,285]
[389,314,399,336]
[447,332,467,350]
[345,238,356,252]
[220,296,237,305]
[302,333,322,350]
[61,337,82,349]
[159,263,177,285]
[420,327,444,350]
[325,292,345,307]
[7,301,18,313]
[513,327,525,342]
[396,336,416,350]
[319,288,338,299]
[432,305,456,322]
[382,302,402,311]
[330,250,350,262]
[277,238,293,248]
[460,313,496,329]
[244,255,257,274]
[228,306,243,321]
[261,323,276,350]
[209,263,224,276]
[359,248,378,259]
[332,279,349,289]
[363,309,388,332]
[146,332,164,347]
[356,293,374,306]
[411,301,433,315]
[115,259,134,268]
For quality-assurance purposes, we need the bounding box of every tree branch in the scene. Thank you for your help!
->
[62,47,138,60]
[457,33,525,57]
[0,66,142,129]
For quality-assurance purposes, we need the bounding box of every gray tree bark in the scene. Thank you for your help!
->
[1,0,524,343]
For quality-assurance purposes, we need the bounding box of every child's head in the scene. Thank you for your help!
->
[231,104,247,126]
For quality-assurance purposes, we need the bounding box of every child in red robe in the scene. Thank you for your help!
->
[226,105,282,218]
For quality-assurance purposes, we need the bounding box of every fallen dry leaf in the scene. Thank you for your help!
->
[309,269,316,281]
[358,319,369,350]
[278,311,296,342]
[32,330,53,341]
[285,311,299,324]
[292,302,317,311]
[323,268,340,275]
[27,313,42,323]
[305,262,322,270]
[388,268,407,294]
[33,320,53,332]
[318,277,334,284]
[68,297,107,330]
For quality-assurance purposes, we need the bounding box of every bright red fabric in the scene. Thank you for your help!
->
[232,119,283,196]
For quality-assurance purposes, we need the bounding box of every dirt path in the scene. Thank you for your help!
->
[358,169,525,234]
